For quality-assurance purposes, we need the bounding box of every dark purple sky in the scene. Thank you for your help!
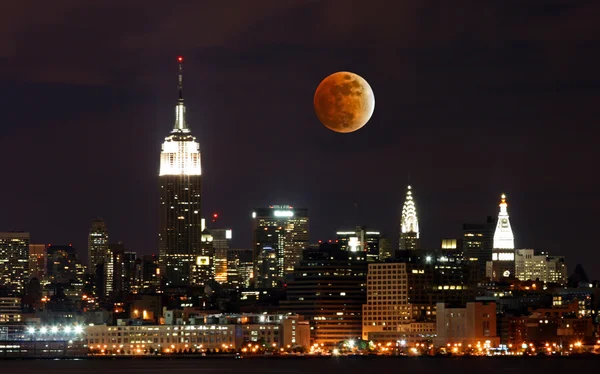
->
[1,1,599,277]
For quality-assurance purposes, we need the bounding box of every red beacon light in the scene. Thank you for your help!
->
[177,56,183,62]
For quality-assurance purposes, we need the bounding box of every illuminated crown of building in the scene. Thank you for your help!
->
[401,185,419,236]
[493,193,515,249]
[159,56,202,176]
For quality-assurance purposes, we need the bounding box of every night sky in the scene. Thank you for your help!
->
[1,1,599,277]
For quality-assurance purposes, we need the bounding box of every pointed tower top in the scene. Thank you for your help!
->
[173,56,189,133]
[493,192,514,249]
[401,185,419,235]
[177,56,184,100]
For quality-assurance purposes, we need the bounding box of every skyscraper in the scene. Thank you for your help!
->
[462,216,495,280]
[88,218,108,276]
[0,232,30,294]
[493,194,515,249]
[252,206,309,288]
[399,185,420,250]
[158,56,203,287]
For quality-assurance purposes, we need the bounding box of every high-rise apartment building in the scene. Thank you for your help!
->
[210,228,232,284]
[28,244,46,280]
[336,227,381,262]
[158,57,203,287]
[399,185,420,250]
[252,206,309,288]
[88,218,109,276]
[0,232,30,294]
[281,243,367,346]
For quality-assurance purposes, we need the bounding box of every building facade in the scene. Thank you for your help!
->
[85,314,309,354]
[252,206,309,288]
[158,57,203,287]
[435,302,499,347]
[399,185,420,250]
[336,227,381,262]
[514,249,567,284]
[210,229,232,284]
[28,244,46,280]
[0,232,29,294]
[462,216,495,280]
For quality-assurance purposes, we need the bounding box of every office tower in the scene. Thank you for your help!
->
[0,232,30,294]
[462,216,495,280]
[493,194,515,249]
[191,228,214,286]
[158,56,202,287]
[336,227,381,262]
[252,206,309,288]
[88,218,109,276]
[210,228,232,284]
[28,244,46,280]
[514,249,567,284]
[105,242,125,297]
[45,244,77,284]
[121,252,137,294]
[281,242,367,346]
[226,249,253,288]
[399,185,420,250]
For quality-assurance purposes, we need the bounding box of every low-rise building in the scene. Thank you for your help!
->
[435,302,499,348]
[86,313,310,354]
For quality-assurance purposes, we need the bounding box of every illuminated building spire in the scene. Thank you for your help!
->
[399,185,420,250]
[174,56,188,133]
[493,193,515,249]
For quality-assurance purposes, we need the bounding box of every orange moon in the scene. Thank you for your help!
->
[313,71,375,133]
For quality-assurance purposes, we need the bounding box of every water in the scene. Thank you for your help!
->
[1,356,599,373]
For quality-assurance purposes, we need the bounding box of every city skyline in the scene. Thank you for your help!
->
[1,1,599,278]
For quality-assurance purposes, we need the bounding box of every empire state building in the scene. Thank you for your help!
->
[158,57,202,287]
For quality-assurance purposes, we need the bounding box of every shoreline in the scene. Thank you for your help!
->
[1,354,599,360]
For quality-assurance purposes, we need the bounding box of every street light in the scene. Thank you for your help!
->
[28,327,35,334]
[40,327,48,334]
[74,326,83,334]
[51,326,59,334]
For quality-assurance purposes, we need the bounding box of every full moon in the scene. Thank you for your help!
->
[313,71,375,133]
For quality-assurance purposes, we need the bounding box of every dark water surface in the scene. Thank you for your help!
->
[1,356,598,373]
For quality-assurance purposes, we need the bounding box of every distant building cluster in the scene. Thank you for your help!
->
[0,59,598,358]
